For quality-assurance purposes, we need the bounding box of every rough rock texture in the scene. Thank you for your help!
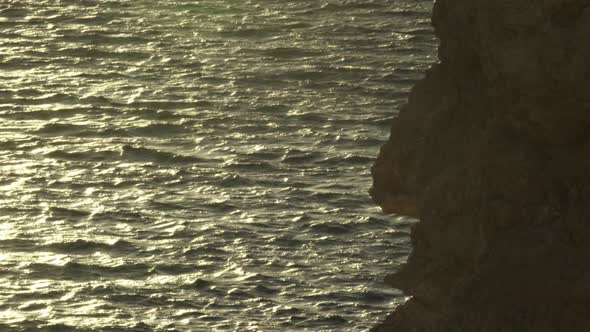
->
[370,0,590,331]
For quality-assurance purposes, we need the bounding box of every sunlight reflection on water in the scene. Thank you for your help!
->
[0,0,433,330]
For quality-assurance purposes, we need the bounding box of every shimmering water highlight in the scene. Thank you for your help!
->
[0,0,435,330]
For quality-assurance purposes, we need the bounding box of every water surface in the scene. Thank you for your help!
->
[0,0,435,330]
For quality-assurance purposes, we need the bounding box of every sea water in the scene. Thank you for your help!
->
[0,0,435,330]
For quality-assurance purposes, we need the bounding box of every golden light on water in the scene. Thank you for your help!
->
[0,0,434,329]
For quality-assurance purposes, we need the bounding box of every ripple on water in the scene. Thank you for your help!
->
[0,0,434,330]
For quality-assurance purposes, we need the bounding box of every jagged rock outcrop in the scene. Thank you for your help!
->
[370,0,590,331]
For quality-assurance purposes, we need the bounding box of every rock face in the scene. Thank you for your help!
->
[370,0,590,331]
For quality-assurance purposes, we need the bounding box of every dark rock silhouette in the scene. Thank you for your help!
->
[370,0,590,330]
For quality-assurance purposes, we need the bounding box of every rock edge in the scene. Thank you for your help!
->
[371,0,590,331]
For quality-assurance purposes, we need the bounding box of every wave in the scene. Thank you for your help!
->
[24,262,153,280]
[43,239,137,255]
[33,123,87,136]
[126,123,189,137]
[120,145,205,164]
[44,149,119,162]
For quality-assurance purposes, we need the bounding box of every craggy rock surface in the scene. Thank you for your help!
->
[370,0,590,331]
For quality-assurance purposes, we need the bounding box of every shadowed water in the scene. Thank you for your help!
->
[0,0,434,331]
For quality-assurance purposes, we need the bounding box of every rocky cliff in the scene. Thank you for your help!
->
[370,0,590,330]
